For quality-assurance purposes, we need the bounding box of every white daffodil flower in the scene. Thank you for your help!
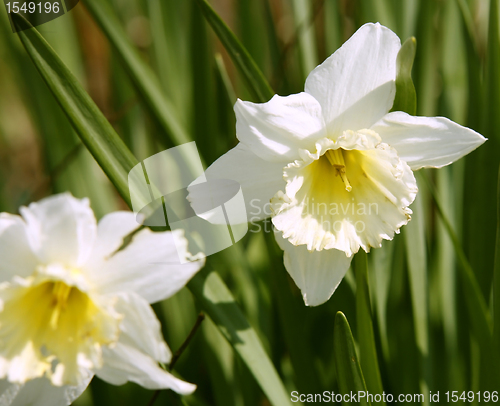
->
[0,193,205,405]
[191,23,486,306]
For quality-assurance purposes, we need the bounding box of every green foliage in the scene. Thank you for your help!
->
[391,36,417,115]
[194,0,274,103]
[333,312,370,406]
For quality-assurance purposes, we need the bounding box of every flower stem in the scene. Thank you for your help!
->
[146,313,205,406]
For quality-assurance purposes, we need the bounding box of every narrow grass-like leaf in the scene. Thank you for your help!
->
[13,14,137,205]
[421,173,493,342]
[493,165,500,374]
[84,0,191,147]
[290,0,318,78]
[391,36,417,115]
[456,0,478,51]
[215,53,237,105]
[194,0,274,103]
[333,312,371,406]
[404,179,428,353]
[403,178,430,398]
[354,252,385,402]
[359,0,396,33]
[324,0,341,56]
[368,242,394,363]
[485,3,500,338]
[264,232,323,394]
[188,266,292,406]
[201,317,241,406]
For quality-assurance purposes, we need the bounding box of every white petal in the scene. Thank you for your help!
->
[19,194,97,268]
[305,23,400,134]
[96,342,196,394]
[89,229,204,303]
[114,292,171,364]
[85,212,142,269]
[274,230,353,306]
[188,143,285,224]
[0,214,38,283]
[371,111,487,170]
[234,93,326,162]
[0,376,91,406]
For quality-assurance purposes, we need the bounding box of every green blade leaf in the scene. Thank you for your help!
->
[402,176,430,396]
[290,0,318,78]
[13,13,137,205]
[391,36,417,115]
[421,173,493,342]
[354,252,385,403]
[194,0,274,103]
[487,5,500,379]
[333,312,371,406]
[264,232,323,394]
[493,165,500,375]
[188,267,292,406]
[83,0,191,147]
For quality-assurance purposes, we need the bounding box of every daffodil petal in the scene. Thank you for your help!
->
[19,194,97,268]
[188,143,285,224]
[113,292,171,364]
[91,229,204,303]
[305,23,400,134]
[234,93,326,162]
[274,230,352,306]
[86,212,142,268]
[0,215,38,283]
[96,342,196,393]
[0,376,91,406]
[371,111,487,170]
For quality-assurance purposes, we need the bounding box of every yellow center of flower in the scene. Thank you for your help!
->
[271,131,418,256]
[0,278,121,385]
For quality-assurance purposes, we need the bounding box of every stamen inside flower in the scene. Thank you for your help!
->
[325,149,352,192]
[50,281,72,329]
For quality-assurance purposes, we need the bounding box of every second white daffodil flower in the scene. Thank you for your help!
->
[191,23,486,306]
[0,193,205,405]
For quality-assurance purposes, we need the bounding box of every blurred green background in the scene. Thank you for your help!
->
[0,0,499,404]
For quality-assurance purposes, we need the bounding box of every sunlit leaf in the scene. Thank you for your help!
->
[13,13,137,205]
[391,36,417,115]
[194,0,274,103]
[333,312,371,406]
